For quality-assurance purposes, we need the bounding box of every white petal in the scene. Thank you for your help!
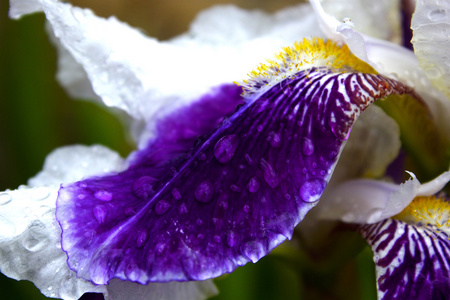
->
[0,145,129,299]
[106,279,217,300]
[412,0,450,101]
[319,0,402,43]
[318,176,419,224]
[10,0,322,127]
[0,187,106,300]
[28,144,126,188]
[319,170,450,224]
[417,170,450,196]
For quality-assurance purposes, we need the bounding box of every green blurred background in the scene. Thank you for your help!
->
[0,1,376,299]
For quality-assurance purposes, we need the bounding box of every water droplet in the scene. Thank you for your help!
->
[214,134,239,163]
[230,184,241,192]
[137,230,148,247]
[132,176,157,199]
[197,234,205,240]
[257,125,264,132]
[155,200,171,215]
[196,218,203,226]
[247,177,260,193]
[243,204,250,213]
[260,159,279,188]
[299,179,326,203]
[22,223,48,252]
[0,193,12,205]
[227,231,237,247]
[284,193,291,200]
[94,190,113,201]
[32,188,50,201]
[429,8,447,21]
[93,205,107,223]
[172,188,182,200]
[302,138,315,156]
[241,241,265,263]
[78,194,85,200]
[268,131,281,148]
[194,180,214,203]
[179,203,188,214]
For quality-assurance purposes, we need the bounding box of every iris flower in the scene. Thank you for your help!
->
[2,0,450,300]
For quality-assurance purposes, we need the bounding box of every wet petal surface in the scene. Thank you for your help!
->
[57,69,413,285]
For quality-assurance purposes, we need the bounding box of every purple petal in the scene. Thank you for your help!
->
[360,218,450,300]
[57,70,413,285]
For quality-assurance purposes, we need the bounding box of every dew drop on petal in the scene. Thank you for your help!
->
[196,218,203,226]
[214,134,239,163]
[241,241,265,263]
[22,226,47,252]
[93,205,107,223]
[132,176,157,199]
[0,193,12,205]
[31,187,50,201]
[194,180,214,203]
[94,190,113,201]
[155,200,171,215]
[260,159,279,188]
[172,188,182,200]
[247,177,260,193]
[136,230,148,247]
[299,179,326,203]
[197,234,205,240]
[243,204,250,213]
[302,138,315,156]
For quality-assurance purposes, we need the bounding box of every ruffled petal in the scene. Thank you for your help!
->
[9,0,323,127]
[56,54,416,284]
[0,144,217,300]
[360,218,450,300]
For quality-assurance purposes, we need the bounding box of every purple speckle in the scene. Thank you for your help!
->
[155,243,166,255]
[247,177,260,193]
[299,179,326,203]
[155,200,171,215]
[132,176,157,199]
[94,190,112,201]
[260,159,279,188]
[196,218,203,226]
[194,180,214,203]
[243,204,250,213]
[214,235,221,243]
[302,137,315,156]
[93,205,107,223]
[213,134,239,164]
